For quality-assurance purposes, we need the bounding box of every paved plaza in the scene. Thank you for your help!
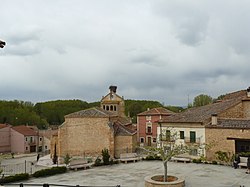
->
[1,155,250,187]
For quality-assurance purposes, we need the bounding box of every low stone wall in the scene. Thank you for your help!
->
[145,174,185,187]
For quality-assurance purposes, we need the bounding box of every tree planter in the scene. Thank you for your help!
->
[145,174,185,187]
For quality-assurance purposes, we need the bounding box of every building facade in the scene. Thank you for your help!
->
[52,86,137,162]
[0,124,11,153]
[11,125,38,153]
[158,88,250,160]
[137,107,174,147]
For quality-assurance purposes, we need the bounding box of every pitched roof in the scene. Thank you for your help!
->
[12,125,37,136]
[113,122,136,136]
[65,107,113,118]
[208,118,250,129]
[137,107,175,116]
[160,98,242,124]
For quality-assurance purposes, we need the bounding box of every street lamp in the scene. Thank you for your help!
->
[0,40,6,48]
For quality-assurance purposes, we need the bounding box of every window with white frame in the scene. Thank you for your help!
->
[140,137,144,143]
[146,115,151,121]
[146,122,152,133]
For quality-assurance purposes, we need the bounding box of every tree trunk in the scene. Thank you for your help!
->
[163,160,168,182]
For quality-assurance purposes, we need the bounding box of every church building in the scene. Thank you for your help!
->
[51,86,137,162]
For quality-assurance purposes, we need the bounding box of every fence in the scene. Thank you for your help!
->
[0,160,39,176]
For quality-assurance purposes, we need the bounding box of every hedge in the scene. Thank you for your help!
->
[0,173,29,184]
[32,166,67,178]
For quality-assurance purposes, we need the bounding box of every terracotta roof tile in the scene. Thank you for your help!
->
[208,118,250,129]
[160,98,243,124]
[12,125,37,136]
[65,107,113,118]
[114,122,136,136]
[137,107,175,116]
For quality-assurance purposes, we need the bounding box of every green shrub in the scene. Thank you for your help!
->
[212,160,218,165]
[193,158,202,163]
[94,157,103,166]
[239,152,250,157]
[63,153,71,165]
[102,148,110,165]
[145,154,161,160]
[32,166,67,178]
[0,173,29,184]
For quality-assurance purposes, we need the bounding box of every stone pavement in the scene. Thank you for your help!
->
[3,159,249,187]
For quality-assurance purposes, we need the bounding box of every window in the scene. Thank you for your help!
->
[40,137,42,141]
[26,147,28,151]
[153,138,156,143]
[114,106,117,111]
[146,115,151,121]
[45,145,47,150]
[180,131,184,139]
[147,126,152,133]
[30,137,33,143]
[110,105,113,111]
[106,106,109,110]
[190,131,196,143]
[103,105,105,110]
[140,137,144,143]
[146,122,152,133]
[25,137,28,141]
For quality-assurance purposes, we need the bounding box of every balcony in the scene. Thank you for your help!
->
[184,137,201,144]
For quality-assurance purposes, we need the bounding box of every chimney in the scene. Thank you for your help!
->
[247,87,250,97]
[211,114,218,125]
[109,85,117,93]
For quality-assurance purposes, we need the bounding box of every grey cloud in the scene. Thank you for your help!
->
[152,0,209,46]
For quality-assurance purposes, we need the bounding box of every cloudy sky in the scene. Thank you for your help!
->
[1,0,250,106]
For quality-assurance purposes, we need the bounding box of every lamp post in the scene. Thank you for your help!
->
[0,40,6,48]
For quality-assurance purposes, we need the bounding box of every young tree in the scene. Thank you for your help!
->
[142,127,190,182]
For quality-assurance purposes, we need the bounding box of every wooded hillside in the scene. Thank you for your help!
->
[0,99,183,129]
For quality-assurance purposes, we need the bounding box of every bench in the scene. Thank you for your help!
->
[238,157,248,168]
[171,157,191,163]
[68,159,93,171]
[119,153,140,164]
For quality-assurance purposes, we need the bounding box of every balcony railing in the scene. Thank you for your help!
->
[184,137,201,144]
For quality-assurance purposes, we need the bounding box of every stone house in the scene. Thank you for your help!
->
[52,86,137,161]
[0,124,11,153]
[205,88,250,160]
[158,88,250,160]
[137,107,174,147]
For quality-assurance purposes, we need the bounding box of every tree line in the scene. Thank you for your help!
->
[0,99,184,129]
[0,93,224,129]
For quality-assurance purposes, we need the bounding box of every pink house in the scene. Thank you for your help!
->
[137,107,174,146]
[11,125,38,153]
[0,124,11,153]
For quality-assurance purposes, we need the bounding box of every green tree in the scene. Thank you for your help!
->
[193,94,213,107]
[141,128,190,182]
[101,148,110,165]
